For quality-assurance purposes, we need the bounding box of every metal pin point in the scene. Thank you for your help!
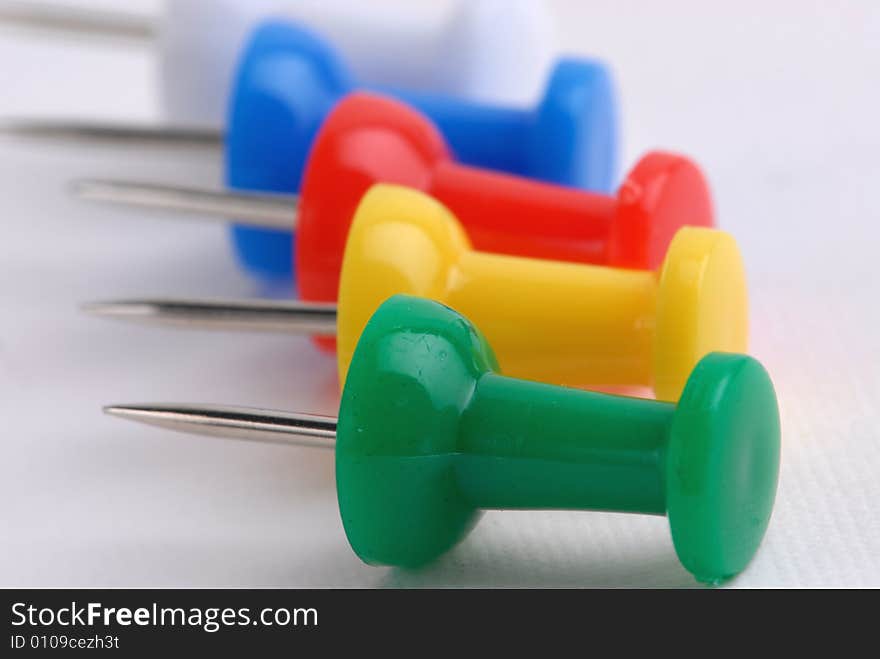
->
[104,404,336,450]
[0,119,223,148]
[0,2,218,146]
[0,1,156,39]
[72,179,296,230]
[83,298,336,336]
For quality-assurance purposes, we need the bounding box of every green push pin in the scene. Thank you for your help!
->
[105,295,781,584]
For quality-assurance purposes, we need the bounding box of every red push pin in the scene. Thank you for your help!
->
[74,92,714,308]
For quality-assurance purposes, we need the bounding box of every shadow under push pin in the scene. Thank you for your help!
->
[72,92,705,285]
[105,295,781,585]
[86,184,743,402]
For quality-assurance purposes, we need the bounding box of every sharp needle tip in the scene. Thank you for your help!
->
[81,300,145,318]
[69,179,127,205]
[80,301,106,315]
[0,118,21,134]
[102,404,338,449]
[103,404,144,419]
[65,179,296,229]
[0,2,157,40]
[0,118,62,139]
[102,403,193,428]
[82,297,337,334]
[82,301,166,327]
[68,178,100,198]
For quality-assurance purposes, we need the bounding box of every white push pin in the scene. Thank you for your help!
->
[0,0,556,125]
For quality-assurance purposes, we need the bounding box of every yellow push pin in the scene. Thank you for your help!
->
[335,186,747,401]
[86,185,747,401]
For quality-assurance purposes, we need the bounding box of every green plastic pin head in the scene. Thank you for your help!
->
[336,295,780,583]
[336,295,497,566]
[667,352,781,583]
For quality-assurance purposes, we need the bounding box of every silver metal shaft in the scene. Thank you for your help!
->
[105,404,336,450]
[72,179,297,230]
[0,118,223,148]
[0,1,156,40]
[83,298,337,336]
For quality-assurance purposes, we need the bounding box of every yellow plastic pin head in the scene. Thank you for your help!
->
[336,185,471,385]
[654,228,748,401]
[337,184,748,401]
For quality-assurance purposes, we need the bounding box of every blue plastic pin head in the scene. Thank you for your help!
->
[226,22,351,280]
[226,20,618,280]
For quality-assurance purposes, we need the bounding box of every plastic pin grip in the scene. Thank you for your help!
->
[226,21,617,279]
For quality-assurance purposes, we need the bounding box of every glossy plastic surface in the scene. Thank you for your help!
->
[297,93,710,303]
[159,0,555,125]
[336,185,746,401]
[338,185,748,400]
[667,352,781,584]
[337,295,780,583]
[227,23,352,279]
[227,22,618,279]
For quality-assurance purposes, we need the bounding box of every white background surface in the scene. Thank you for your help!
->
[1,0,878,587]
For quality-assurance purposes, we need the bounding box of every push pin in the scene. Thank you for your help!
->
[104,295,780,585]
[71,92,705,286]
[10,23,617,278]
[86,184,744,401]
[0,16,602,192]
[0,0,555,124]
[218,20,615,190]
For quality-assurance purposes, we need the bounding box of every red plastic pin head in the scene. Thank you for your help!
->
[608,152,714,269]
[295,95,716,361]
[296,93,450,307]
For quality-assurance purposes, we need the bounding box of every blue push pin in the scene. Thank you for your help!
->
[4,19,617,281]
[229,21,617,194]
[225,21,616,279]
